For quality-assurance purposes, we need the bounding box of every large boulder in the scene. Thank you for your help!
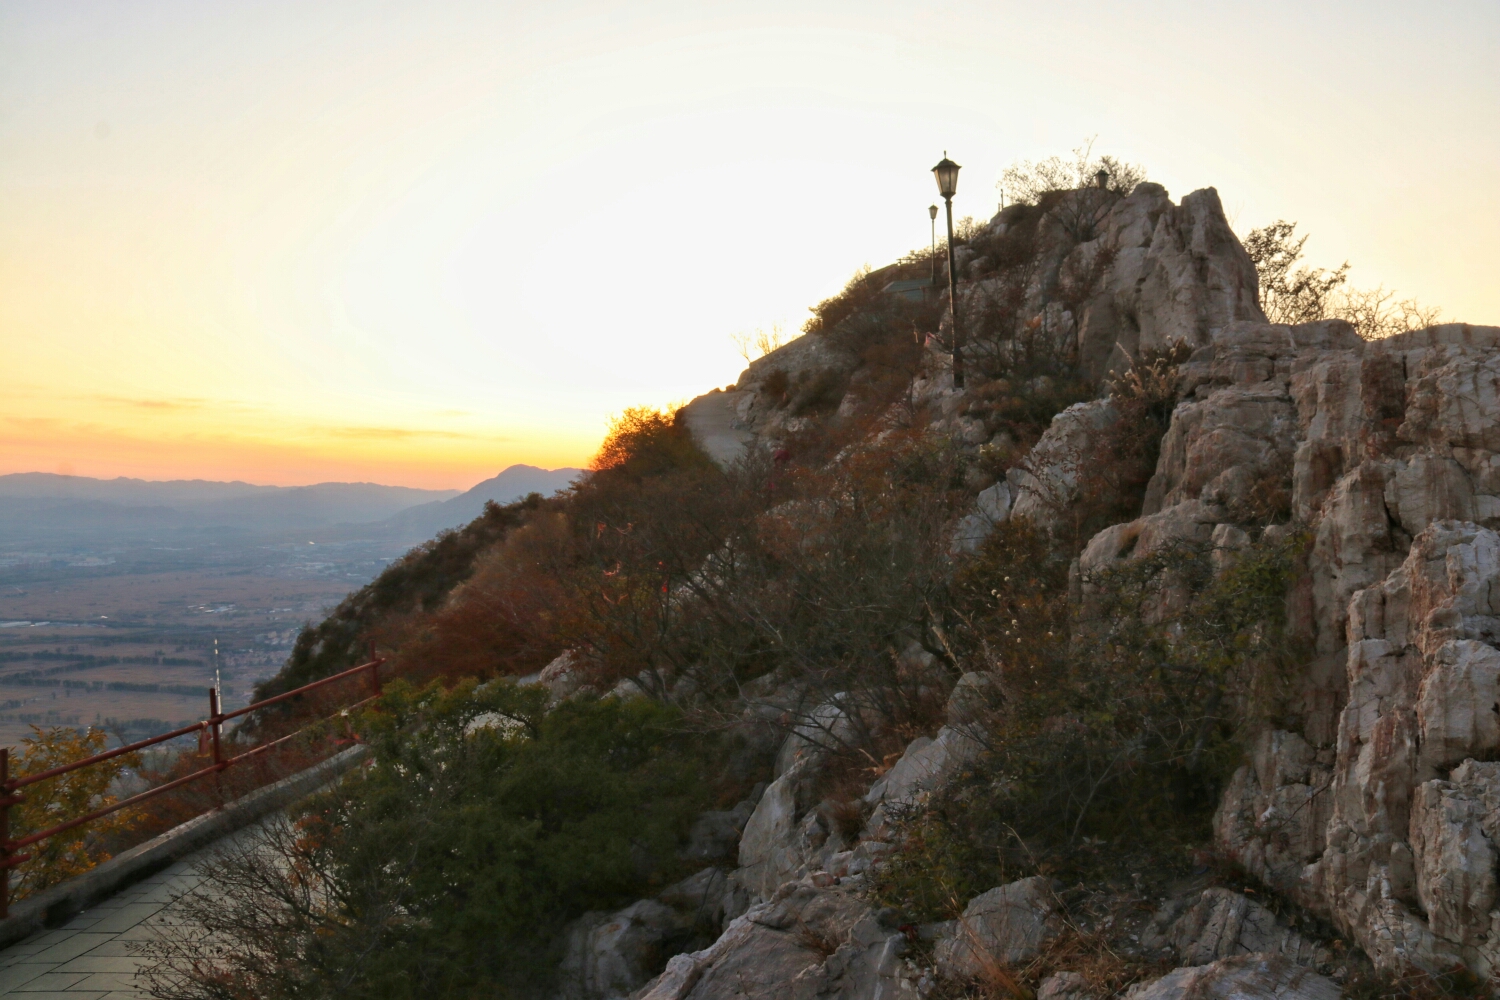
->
[1009,399,1120,527]
[1124,953,1339,1000]
[1140,888,1326,967]
[951,480,1012,554]
[862,725,986,841]
[683,786,765,866]
[1065,184,1263,378]
[633,878,918,1000]
[558,900,691,1000]
[737,764,813,902]
[933,876,1063,980]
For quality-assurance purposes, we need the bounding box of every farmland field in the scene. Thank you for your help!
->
[0,536,408,748]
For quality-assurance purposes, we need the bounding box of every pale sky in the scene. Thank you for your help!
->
[3,1,1497,489]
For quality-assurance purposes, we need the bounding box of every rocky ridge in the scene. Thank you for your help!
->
[543,181,1499,998]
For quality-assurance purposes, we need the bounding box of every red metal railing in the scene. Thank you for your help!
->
[0,656,384,918]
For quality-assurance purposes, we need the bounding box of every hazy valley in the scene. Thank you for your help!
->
[0,464,579,746]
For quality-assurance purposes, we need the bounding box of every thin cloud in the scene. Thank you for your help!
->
[91,395,213,412]
[320,426,500,441]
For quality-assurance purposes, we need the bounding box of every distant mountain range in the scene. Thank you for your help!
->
[0,466,582,547]
[380,465,582,538]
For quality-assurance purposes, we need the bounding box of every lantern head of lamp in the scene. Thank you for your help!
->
[928,204,938,221]
[932,156,960,200]
[1095,168,1110,190]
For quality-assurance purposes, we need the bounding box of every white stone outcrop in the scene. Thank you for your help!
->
[737,763,816,902]
[1070,322,1500,976]
[861,724,985,842]
[633,878,917,1000]
[1213,730,1334,896]
[1009,399,1119,527]
[559,900,690,1000]
[1124,953,1339,1000]
[680,173,1500,984]
[774,696,856,777]
[951,480,1012,554]
[933,876,1063,980]
[1140,888,1326,967]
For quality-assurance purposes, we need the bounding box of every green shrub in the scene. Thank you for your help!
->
[141,680,720,1000]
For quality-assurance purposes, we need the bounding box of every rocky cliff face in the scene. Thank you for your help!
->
[1184,325,1500,973]
[567,182,1499,998]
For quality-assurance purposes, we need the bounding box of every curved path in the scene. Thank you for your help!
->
[0,823,257,998]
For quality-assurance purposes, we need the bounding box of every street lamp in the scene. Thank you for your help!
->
[932,153,964,389]
[1095,168,1110,189]
[928,204,938,289]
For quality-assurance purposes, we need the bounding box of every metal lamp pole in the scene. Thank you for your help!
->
[932,154,963,389]
[928,204,939,289]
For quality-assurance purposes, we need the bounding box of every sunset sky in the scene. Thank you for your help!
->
[3,1,1497,490]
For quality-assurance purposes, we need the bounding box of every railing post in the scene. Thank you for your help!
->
[1,747,9,919]
[208,687,224,806]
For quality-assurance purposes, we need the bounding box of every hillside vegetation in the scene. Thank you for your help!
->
[147,156,1497,1000]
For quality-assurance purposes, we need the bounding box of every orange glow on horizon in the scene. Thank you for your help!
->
[2,2,1495,489]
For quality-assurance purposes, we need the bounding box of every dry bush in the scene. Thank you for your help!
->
[383,512,574,685]
[803,265,883,336]
[992,348,1182,556]
[732,323,791,363]
[258,496,536,704]
[1333,285,1444,340]
[591,406,714,480]
[1019,923,1167,999]
[999,139,1146,206]
[369,406,748,698]
[872,524,1310,919]
[1245,220,1444,338]
[1244,220,1350,326]
[762,367,790,403]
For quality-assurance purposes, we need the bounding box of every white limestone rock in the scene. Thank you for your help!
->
[1212,730,1333,898]
[933,876,1062,980]
[1124,953,1339,1000]
[558,900,688,1000]
[633,878,917,1000]
[1037,971,1092,1000]
[951,480,1012,554]
[1009,399,1120,527]
[861,725,986,841]
[1141,888,1326,967]
[737,764,810,902]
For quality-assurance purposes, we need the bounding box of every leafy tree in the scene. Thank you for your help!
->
[1244,220,1444,338]
[1243,220,1349,325]
[10,726,139,899]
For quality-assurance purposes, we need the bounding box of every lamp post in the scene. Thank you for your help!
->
[928,204,939,289]
[932,153,963,389]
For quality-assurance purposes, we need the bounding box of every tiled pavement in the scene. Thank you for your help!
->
[0,824,258,998]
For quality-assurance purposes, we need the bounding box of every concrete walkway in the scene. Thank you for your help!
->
[0,825,254,998]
